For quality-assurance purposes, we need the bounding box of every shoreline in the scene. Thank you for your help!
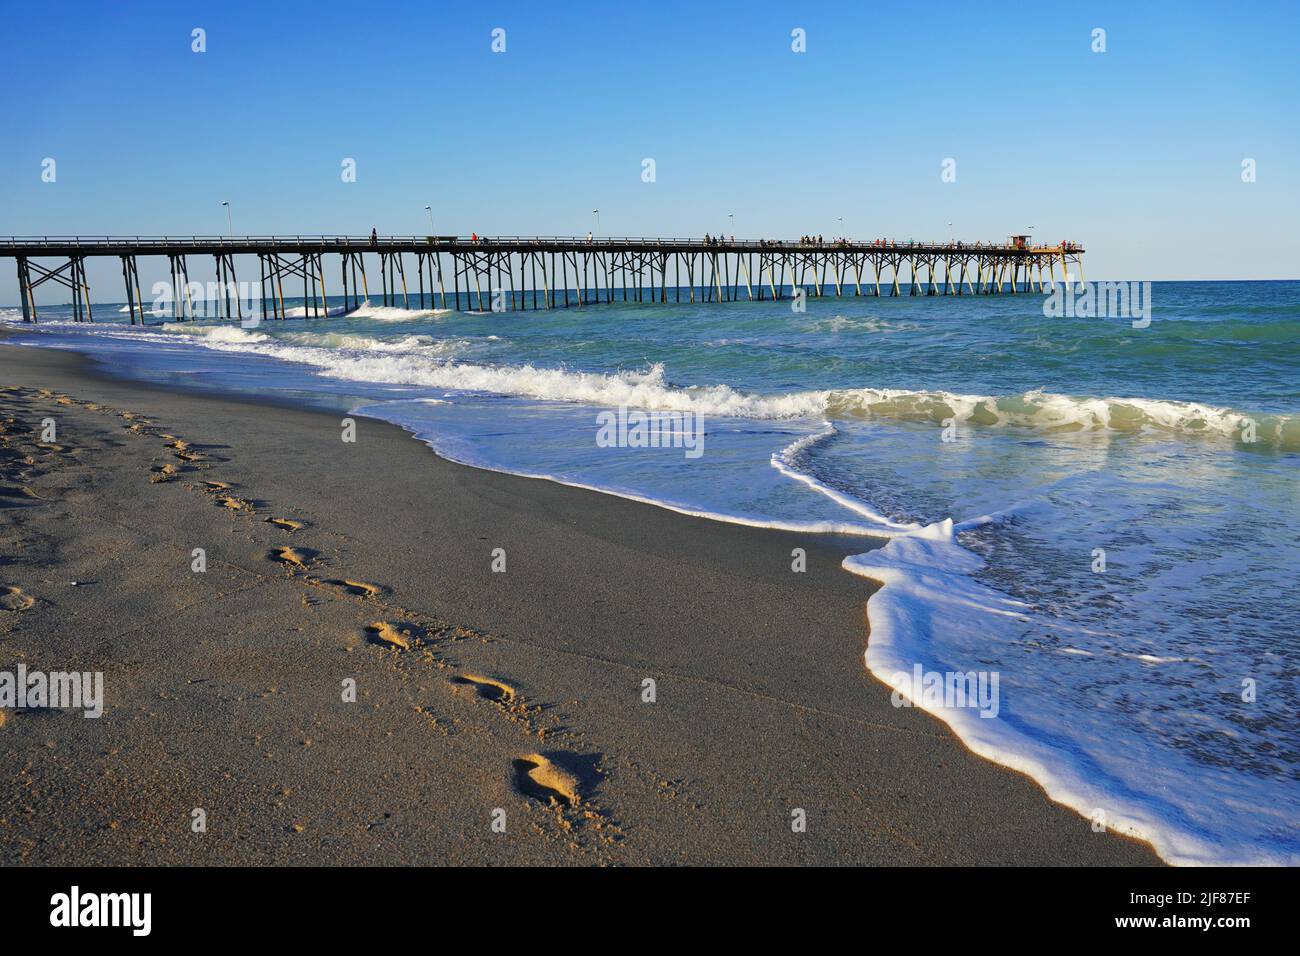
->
[0,336,1161,865]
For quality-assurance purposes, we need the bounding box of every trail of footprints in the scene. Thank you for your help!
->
[0,386,87,622]
[140,392,608,835]
[259,499,609,825]
[1,385,617,842]
[241,473,609,829]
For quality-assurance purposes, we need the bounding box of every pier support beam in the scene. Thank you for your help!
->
[15,257,34,323]
[120,255,143,324]
[20,257,94,323]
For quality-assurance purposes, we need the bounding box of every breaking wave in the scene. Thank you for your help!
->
[156,322,1300,448]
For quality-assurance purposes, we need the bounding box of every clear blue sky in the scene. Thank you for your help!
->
[2,0,1297,301]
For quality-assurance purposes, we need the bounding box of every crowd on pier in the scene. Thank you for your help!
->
[368,228,1080,252]
[700,235,1081,251]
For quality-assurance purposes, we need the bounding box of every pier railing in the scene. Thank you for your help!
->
[0,235,1082,254]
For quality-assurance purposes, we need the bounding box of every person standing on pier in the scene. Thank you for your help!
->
[369,227,377,248]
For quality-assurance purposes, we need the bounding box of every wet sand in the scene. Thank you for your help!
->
[0,338,1160,865]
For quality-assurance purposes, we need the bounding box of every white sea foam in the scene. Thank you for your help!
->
[807,314,915,334]
[839,523,1298,866]
[143,323,1299,446]
[153,322,468,366]
[277,304,351,318]
[771,424,920,531]
[8,316,1293,446]
[161,323,268,344]
[346,300,451,321]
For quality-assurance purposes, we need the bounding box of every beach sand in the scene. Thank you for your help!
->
[0,339,1159,865]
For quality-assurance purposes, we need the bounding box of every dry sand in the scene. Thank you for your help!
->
[0,339,1159,865]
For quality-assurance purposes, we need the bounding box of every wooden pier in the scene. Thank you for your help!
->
[1,235,1085,323]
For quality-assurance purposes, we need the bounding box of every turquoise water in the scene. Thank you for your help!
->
[5,279,1298,865]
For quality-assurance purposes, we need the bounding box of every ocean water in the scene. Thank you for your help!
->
[5,280,1298,865]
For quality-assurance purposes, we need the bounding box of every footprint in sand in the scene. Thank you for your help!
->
[451,674,516,703]
[512,753,584,806]
[365,621,419,650]
[269,546,317,570]
[0,485,43,508]
[319,578,384,599]
[166,439,205,463]
[264,517,305,533]
[1,586,35,612]
[215,494,253,513]
[150,463,179,483]
[201,481,232,492]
